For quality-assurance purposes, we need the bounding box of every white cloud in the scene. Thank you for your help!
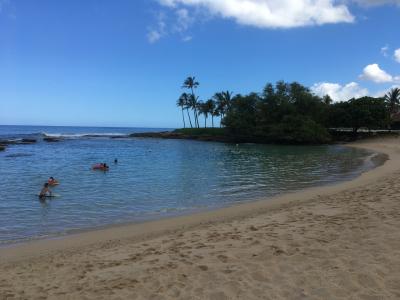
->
[147,13,167,43]
[182,35,193,42]
[360,63,393,83]
[157,0,355,29]
[311,82,369,102]
[147,30,163,43]
[147,7,195,43]
[175,8,192,32]
[381,45,389,57]
[395,48,400,63]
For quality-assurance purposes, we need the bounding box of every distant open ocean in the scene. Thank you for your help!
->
[0,125,379,245]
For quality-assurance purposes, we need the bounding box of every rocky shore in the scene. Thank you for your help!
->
[130,131,234,142]
[129,129,398,145]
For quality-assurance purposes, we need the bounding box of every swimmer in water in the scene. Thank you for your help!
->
[39,183,52,199]
[48,177,58,185]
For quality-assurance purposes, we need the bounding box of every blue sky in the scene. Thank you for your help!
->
[0,0,399,128]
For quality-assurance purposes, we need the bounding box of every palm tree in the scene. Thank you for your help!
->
[198,101,213,128]
[211,105,220,128]
[179,93,193,128]
[182,76,200,128]
[214,91,233,127]
[385,87,400,116]
[197,101,205,128]
[177,94,187,128]
[205,99,216,128]
[182,76,199,96]
[222,91,233,107]
[188,94,200,128]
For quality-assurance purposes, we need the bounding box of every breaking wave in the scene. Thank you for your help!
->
[41,132,129,139]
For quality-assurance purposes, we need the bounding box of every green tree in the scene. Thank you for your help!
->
[385,87,400,118]
[329,97,388,132]
[188,94,200,128]
[177,94,187,128]
[178,93,193,128]
[222,94,257,136]
[322,95,333,105]
[205,99,216,128]
[328,101,352,129]
[268,115,330,144]
[198,101,211,128]
[214,91,233,127]
[182,76,200,128]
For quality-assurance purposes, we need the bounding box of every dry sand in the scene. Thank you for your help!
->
[1,137,400,299]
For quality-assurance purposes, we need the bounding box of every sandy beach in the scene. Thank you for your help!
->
[1,137,400,299]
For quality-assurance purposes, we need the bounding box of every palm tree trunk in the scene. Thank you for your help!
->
[204,116,207,128]
[194,110,199,128]
[194,108,199,128]
[186,109,193,128]
[212,116,214,128]
[190,87,199,128]
[181,108,186,128]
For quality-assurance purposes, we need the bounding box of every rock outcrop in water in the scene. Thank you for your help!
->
[43,137,62,142]
[130,130,400,145]
[21,139,37,144]
[0,138,38,151]
[0,139,37,145]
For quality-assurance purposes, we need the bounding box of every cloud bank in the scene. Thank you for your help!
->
[158,0,355,29]
[151,0,400,42]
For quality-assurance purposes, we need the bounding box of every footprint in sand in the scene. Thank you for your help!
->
[217,255,229,263]
[198,265,208,271]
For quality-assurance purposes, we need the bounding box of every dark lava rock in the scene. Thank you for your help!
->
[43,137,62,142]
[110,135,130,139]
[20,139,37,144]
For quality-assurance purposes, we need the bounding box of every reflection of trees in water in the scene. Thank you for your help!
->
[212,144,370,198]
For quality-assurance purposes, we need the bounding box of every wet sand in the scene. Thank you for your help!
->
[1,137,400,299]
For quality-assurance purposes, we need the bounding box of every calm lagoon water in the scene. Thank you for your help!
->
[0,125,378,245]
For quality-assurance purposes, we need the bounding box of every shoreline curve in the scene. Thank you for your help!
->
[0,136,398,263]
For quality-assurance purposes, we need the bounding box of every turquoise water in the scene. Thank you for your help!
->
[0,125,377,245]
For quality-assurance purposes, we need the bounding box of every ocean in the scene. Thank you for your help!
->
[0,125,378,245]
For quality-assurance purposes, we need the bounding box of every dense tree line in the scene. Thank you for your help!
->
[177,77,400,144]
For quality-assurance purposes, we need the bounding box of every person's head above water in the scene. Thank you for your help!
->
[44,183,49,187]
[49,177,54,180]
